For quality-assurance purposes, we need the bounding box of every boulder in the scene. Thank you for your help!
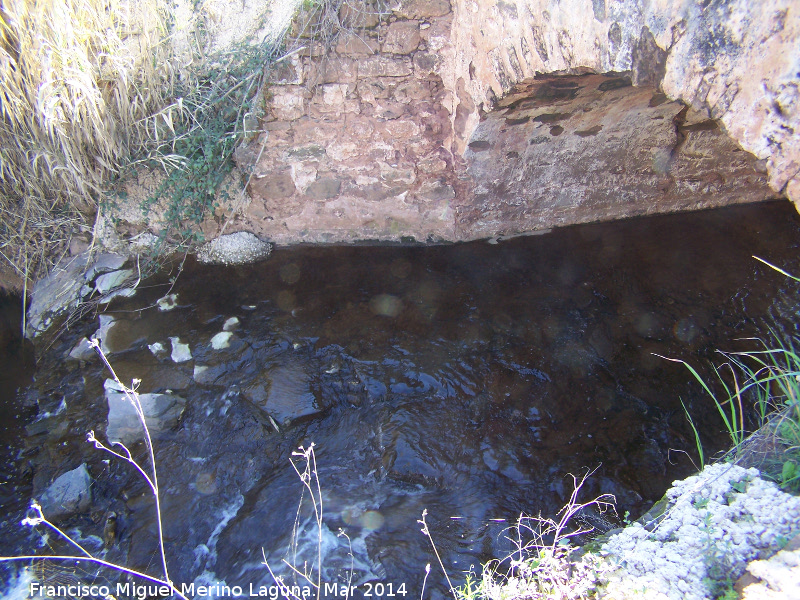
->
[38,464,92,521]
[106,390,186,445]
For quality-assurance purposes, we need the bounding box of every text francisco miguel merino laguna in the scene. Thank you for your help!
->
[30,580,410,598]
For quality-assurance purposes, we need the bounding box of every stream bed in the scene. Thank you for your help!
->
[3,200,800,598]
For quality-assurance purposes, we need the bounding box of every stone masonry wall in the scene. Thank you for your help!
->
[224,0,798,245]
[234,0,462,244]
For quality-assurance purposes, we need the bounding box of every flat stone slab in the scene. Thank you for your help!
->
[26,253,132,339]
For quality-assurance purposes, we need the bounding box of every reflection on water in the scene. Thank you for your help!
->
[4,201,800,596]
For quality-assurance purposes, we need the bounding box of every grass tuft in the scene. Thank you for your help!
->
[666,258,800,492]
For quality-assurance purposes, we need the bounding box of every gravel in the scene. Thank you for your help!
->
[195,232,272,265]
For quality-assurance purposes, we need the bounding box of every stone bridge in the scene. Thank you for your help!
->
[226,0,799,244]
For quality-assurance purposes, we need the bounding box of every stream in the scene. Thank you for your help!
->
[2,200,800,598]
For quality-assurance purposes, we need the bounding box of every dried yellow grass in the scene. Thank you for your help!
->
[0,0,181,285]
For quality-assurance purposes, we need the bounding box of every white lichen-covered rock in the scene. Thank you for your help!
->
[222,317,240,331]
[195,232,272,265]
[741,534,800,599]
[600,463,800,600]
[157,294,178,311]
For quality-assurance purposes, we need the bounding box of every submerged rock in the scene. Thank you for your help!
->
[106,390,187,445]
[38,464,92,521]
[193,363,229,385]
[243,362,320,425]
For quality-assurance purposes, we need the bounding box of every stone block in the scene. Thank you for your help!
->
[413,52,443,76]
[379,161,417,185]
[344,115,375,139]
[417,155,448,174]
[339,2,382,28]
[393,0,451,19]
[311,57,358,84]
[373,100,408,119]
[305,178,343,200]
[249,172,297,199]
[358,56,413,78]
[271,86,306,121]
[322,83,348,106]
[383,119,420,139]
[393,79,432,102]
[336,33,380,55]
[383,21,421,54]
[326,142,366,161]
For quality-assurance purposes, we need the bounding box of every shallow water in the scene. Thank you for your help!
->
[3,201,800,598]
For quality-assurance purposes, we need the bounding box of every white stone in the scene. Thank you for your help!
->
[210,331,233,350]
[169,337,192,363]
[157,294,178,311]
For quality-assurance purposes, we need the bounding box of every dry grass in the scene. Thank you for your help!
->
[0,0,181,286]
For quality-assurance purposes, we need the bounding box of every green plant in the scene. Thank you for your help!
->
[663,257,800,491]
[658,355,747,450]
[681,398,706,469]
[134,38,275,256]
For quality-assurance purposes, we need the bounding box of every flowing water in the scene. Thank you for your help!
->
[3,200,800,598]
